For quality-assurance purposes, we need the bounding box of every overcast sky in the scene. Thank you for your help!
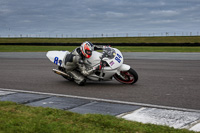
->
[0,0,200,37]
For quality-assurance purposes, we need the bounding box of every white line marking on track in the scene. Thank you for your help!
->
[0,88,200,113]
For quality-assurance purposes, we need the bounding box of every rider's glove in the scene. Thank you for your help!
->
[93,65,102,71]
[93,61,107,71]
[95,65,102,71]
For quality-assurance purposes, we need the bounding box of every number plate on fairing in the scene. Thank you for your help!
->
[46,51,69,67]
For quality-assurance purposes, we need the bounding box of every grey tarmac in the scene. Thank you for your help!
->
[0,52,200,110]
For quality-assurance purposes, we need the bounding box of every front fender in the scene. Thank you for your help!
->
[118,64,130,72]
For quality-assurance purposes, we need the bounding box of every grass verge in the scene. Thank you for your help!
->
[0,101,194,133]
[0,36,200,43]
[1,45,200,52]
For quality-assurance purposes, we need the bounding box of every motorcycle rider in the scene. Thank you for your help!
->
[64,41,107,85]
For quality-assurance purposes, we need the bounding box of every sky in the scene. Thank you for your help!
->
[0,0,200,37]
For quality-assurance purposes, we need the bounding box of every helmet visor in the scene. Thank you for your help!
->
[85,50,92,55]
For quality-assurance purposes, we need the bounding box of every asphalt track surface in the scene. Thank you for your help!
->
[0,52,200,110]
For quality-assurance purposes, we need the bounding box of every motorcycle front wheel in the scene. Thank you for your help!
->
[114,68,138,84]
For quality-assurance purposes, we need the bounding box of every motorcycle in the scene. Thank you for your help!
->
[46,47,138,85]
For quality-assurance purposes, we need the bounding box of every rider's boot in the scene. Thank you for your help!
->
[67,71,86,86]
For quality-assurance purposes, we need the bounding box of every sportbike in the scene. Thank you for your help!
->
[46,47,138,85]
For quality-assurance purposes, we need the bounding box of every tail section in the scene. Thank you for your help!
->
[46,51,70,67]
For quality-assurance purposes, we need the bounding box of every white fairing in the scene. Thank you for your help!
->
[85,48,130,81]
[118,64,130,71]
[46,51,69,67]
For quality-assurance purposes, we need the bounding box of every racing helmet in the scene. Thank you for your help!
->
[80,41,93,58]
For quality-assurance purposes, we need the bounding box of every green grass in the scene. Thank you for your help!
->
[1,45,200,52]
[1,36,200,52]
[0,45,76,52]
[0,36,200,43]
[0,101,194,133]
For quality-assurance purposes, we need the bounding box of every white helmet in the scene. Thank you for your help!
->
[80,41,94,58]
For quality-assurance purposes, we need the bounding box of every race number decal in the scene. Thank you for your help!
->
[115,53,122,63]
[54,57,62,66]
[59,60,62,66]
[54,57,59,65]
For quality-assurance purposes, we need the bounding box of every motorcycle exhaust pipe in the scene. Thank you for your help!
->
[52,69,71,78]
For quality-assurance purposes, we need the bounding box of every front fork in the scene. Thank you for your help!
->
[116,71,127,80]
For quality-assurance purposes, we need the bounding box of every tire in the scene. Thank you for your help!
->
[114,68,138,84]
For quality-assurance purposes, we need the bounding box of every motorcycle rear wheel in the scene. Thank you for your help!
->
[114,68,138,84]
